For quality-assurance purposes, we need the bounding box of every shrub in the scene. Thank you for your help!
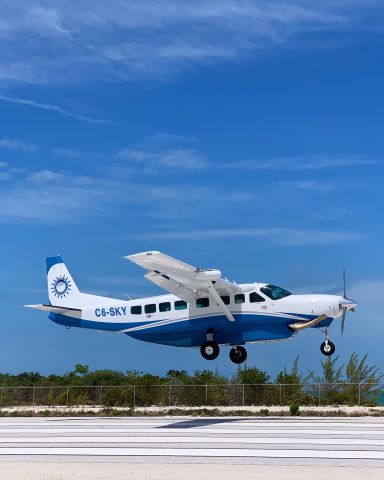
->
[259,408,269,416]
[289,403,300,416]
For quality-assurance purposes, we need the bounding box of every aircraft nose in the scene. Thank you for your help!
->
[338,297,358,311]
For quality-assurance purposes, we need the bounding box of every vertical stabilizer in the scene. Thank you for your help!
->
[46,256,82,307]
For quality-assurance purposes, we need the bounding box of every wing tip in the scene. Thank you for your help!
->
[124,250,161,261]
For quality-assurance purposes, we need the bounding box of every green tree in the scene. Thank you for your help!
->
[308,356,345,404]
[343,352,383,405]
[275,357,315,406]
[233,366,270,385]
[232,366,271,406]
[74,364,89,377]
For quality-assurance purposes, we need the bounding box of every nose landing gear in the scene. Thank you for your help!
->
[320,340,336,356]
[229,346,247,364]
[320,329,335,356]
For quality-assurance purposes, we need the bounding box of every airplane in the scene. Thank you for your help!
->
[26,252,357,364]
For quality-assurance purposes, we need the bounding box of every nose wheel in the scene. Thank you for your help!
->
[200,341,220,360]
[320,340,335,356]
[229,346,247,364]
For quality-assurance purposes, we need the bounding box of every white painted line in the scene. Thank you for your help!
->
[0,421,382,428]
[0,447,384,459]
[1,428,383,435]
[1,436,384,446]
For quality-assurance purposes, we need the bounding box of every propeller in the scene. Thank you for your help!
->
[340,267,357,335]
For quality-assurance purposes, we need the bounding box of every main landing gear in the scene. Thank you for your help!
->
[200,341,220,360]
[200,341,248,364]
[229,346,247,364]
[320,328,336,356]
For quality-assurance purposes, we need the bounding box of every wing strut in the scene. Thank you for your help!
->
[207,282,235,322]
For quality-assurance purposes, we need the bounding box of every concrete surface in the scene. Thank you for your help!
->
[1,416,384,478]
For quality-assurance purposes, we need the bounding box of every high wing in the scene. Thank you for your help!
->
[124,251,243,321]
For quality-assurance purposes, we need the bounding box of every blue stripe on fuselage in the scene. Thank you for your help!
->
[49,312,335,347]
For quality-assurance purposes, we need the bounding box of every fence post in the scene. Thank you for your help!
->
[279,384,282,405]
[32,386,36,408]
[0,387,3,406]
[358,383,361,406]
[242,384,245,406]
[133,386,136,408]
[99,386,103,406]
[168,385,172,406]
[205,385,208,405]
[66,386,69,406]
[318,383,321,406]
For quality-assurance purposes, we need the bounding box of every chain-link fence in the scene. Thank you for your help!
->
[0,383,383,408]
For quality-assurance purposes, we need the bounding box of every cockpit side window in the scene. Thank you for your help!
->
[249,292,265,303]
[260,284,291,300]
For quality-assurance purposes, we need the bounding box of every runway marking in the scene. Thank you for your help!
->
[1,447,384,459]
[0,436,384,446]
[1,428,383,435]
[0,420,382,427]
[1,417,384,466]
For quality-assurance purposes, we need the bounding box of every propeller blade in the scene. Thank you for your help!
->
[343,267,346,299]
[341,308,347,335]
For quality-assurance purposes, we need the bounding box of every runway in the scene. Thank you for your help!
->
[1,416,384,478]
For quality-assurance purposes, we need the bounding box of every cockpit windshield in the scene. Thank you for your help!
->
[260,284,292,300]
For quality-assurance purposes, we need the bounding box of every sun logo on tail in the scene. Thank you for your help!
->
[51,275,71,298]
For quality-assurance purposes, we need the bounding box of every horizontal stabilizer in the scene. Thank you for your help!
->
[288,314,326,332]
[25,304,82,318]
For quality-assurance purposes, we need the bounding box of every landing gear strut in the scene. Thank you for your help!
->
[200,341,220,360]
[320,329,335,356]
[229,346,247,364]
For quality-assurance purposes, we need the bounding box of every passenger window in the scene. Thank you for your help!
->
[220,295,230,305]
[196,297,209,308]
[174,300,187,310]
[159,302,171,312]
[249,292,265,303]
[234,294,245,304]
[145,304,156,314]
[131,305,142,315]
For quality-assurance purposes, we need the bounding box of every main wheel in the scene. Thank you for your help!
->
[200,341,220,360]
[229,346,247,364]
[320,340,335,356]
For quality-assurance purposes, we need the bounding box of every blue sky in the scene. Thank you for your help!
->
[0,0,383,378]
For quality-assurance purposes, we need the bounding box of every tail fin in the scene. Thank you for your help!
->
[46,256,82,307]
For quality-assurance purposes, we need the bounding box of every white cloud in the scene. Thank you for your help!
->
[225,154,380,171]
[52,148,83,158]
[0,137,39,152]
[117,147,206,170]
[0,1,382,85]
[131,227,366,246]
[28,170,64,182]
[0,95,121,126]
[117,133,207,171]
[273,180,335,191]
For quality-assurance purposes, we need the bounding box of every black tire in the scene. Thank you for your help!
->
[200,341,220,360]
[320,340,335,356]
[229,346,247,364]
